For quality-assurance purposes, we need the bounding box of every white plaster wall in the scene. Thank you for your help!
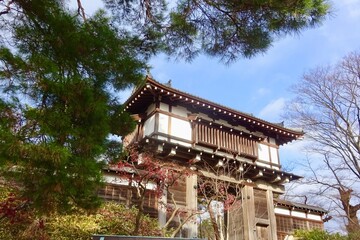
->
[170,117,192,141]
[160,102,169,111]
[158,113,169,134]
[104,174,129,186]
[146,103,155,114]
[307,213,322,221]
[270,147,279,165]
[104,173,157,189]
[144,115,155,136]
[275,207,323,221]
[274,207,291,216]
[258,143,270,162]
[269,137,276,145]
[292,210,307,218]
[172,105,189,117]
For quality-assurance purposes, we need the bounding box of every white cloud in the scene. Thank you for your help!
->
[280,139,308,172]
[343,0,360,18]
[258,98,286,122]
[256,87,270,96]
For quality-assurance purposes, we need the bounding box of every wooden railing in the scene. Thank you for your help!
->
[194,123,258,159]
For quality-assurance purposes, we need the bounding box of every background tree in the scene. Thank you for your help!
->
[1,0,328,63]
[104,0,330,63]
[0,0,145,215]
[284,51,360,235]
[113,144,197,237]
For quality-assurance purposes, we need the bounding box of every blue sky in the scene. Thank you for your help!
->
[146,1,360,175]
[77,0,360,180]
[80,1,360,124]
[149,1,360,123]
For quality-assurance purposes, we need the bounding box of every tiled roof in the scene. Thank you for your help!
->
[275,199,327,214]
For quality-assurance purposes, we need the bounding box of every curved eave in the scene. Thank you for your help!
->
[124,76,304,145]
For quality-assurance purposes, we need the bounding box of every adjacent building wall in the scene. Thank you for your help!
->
[275,206,324,240]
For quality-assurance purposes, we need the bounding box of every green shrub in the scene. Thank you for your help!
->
[1,186,161,240]
[96,202,161,236]
[294,229,348,240]
[46,213,102,240]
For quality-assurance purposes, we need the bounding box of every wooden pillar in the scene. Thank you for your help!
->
[267,190,278,240]
[185,174,198,238]
[242,185,256,240]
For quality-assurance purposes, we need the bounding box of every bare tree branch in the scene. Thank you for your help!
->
[76,0,86,21]
[285,51,360,235]
[0,0,13,15]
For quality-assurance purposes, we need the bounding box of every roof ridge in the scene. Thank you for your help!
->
[275,199,327,213]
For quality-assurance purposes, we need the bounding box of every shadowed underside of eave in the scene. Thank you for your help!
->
[132,136,302,184]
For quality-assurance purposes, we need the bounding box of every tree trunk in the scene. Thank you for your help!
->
[208,202,222,240]
[132,188,146,235]
[346,206,360,235]
[339,188,360,235]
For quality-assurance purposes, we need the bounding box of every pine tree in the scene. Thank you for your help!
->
[104,0,330,63]
[0,0,143,214]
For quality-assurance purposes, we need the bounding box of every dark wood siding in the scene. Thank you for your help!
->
[167,177,187,207]
[194,123,258,159]
[254,189,268,220]
[98,183,158,218]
